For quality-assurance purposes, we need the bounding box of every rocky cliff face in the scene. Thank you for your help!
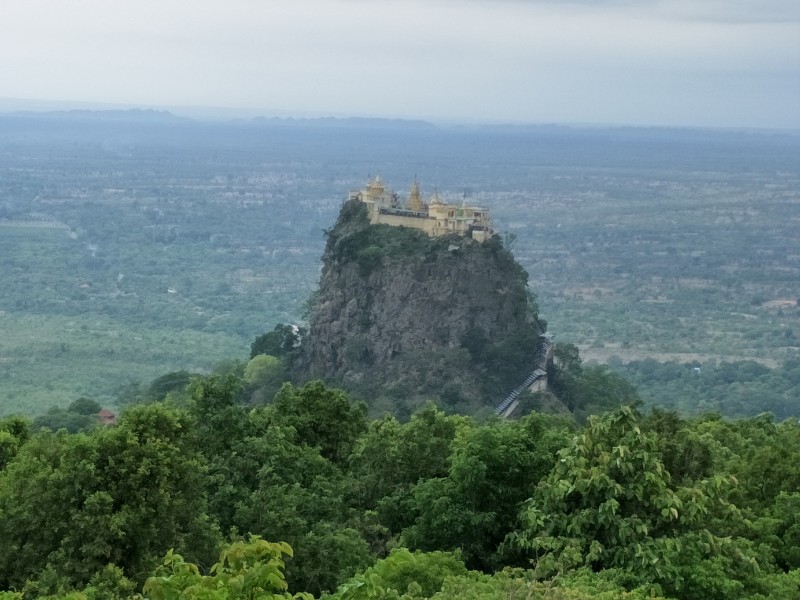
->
[298,199,543,411]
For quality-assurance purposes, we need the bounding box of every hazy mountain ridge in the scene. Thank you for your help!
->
[4,108,189,123]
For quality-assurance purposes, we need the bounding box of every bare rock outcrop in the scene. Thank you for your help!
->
[298,199,544,411]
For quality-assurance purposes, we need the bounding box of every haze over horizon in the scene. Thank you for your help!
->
[2,0,799,130]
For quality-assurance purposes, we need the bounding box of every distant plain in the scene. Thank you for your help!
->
[1,112,798,415]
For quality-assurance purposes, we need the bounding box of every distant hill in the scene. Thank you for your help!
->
[6,108,189,123]
[242,115,436,130]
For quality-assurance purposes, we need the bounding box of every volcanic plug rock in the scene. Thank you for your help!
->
[298,199,544,411]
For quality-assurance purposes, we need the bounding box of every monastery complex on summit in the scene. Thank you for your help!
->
[350,176,494,242]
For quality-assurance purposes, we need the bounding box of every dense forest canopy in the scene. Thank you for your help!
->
[0,375,798,598]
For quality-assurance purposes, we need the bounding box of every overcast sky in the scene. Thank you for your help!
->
[1,0,798,128]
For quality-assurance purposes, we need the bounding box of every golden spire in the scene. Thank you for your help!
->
[408,179,422,211]
[369,175,384,193]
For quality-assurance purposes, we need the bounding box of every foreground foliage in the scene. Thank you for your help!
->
[0,376,799,599]
[143,536,312,600]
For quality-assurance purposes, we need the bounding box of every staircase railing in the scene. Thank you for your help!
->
[495,334,553,416]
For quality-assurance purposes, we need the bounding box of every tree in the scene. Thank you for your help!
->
[270,381,367,464]
[507,407,764,599]
[327,549,468,600]
[546,343,582,412]
[0,415,29,471]
[67,398,102,416]
[572,366,640,421]
[432,568,669,600]
[401,414,570,570]
[731,415,800,508]
[21,564,136,600]
[32,401,100,434]
[143,536,312,600]
[641,409,715,485]
[223,425,370,594]
[243,355,287,404]
[244,355,282,386]
[144,371,195,403]
[0,404,220,591]
[194,382,372,595]
[251,325,302,361]
[764,493,800,570]
[188,373,248,456]
[348,404,461,511]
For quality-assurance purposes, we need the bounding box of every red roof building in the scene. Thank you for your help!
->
[97,409,117,426]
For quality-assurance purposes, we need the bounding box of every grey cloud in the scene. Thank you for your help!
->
[409,0,800,23]
[0,0,797,128]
